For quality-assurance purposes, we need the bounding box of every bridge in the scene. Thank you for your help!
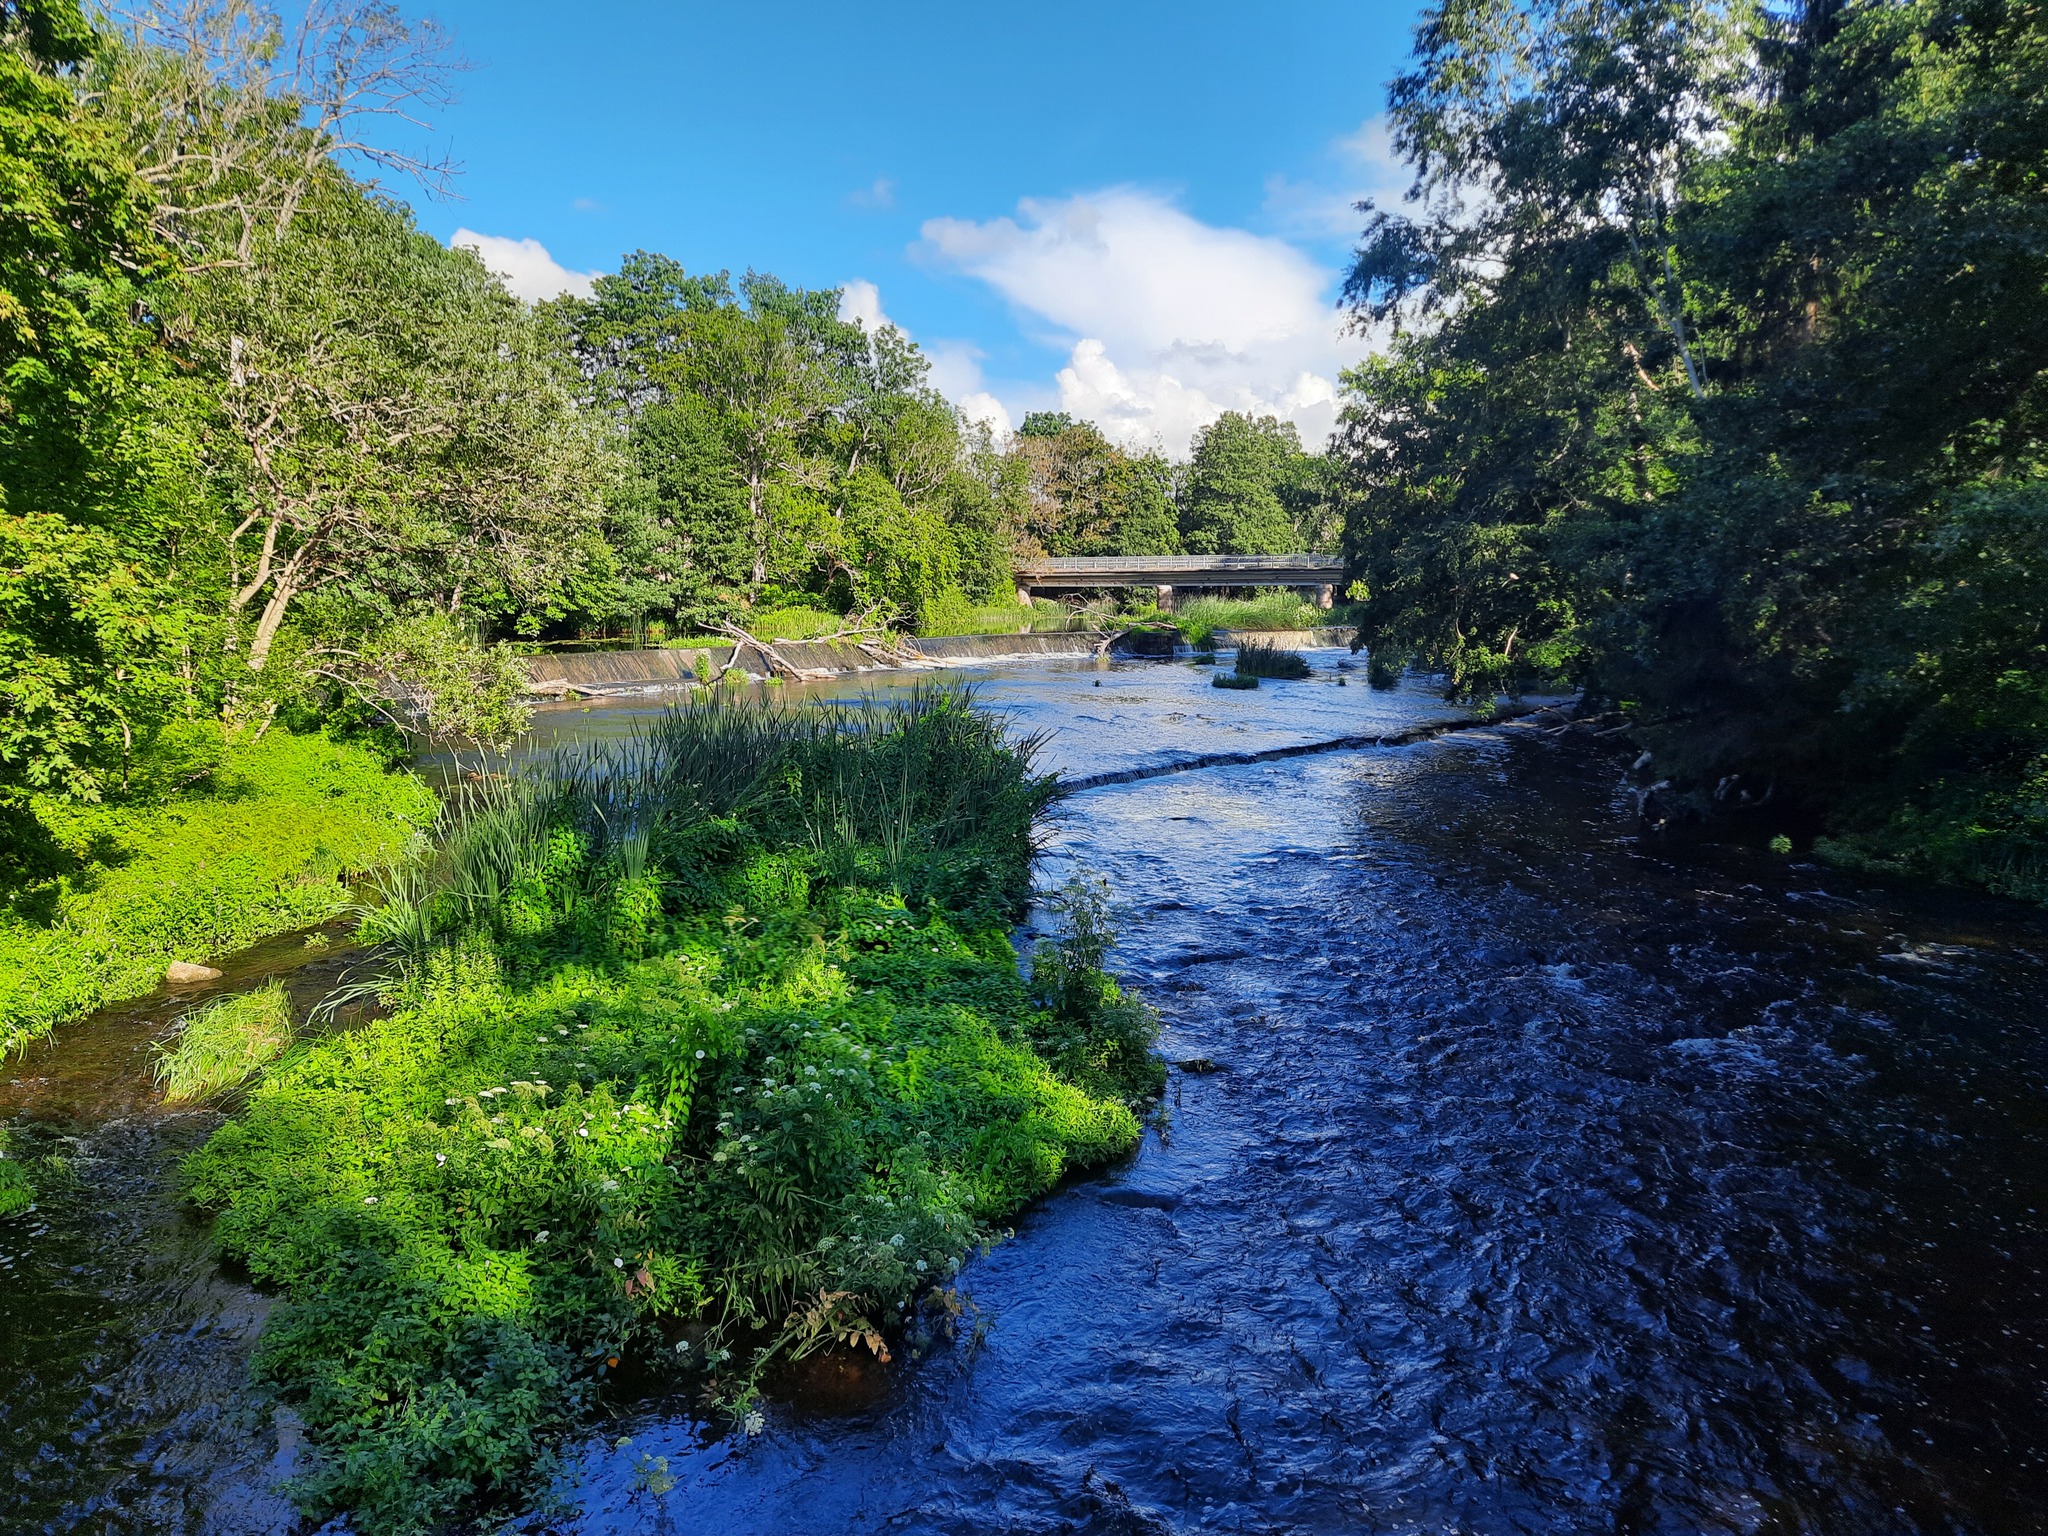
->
[1012,554,1345,610]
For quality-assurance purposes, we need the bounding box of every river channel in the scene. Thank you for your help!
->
[5,650,2046,1533]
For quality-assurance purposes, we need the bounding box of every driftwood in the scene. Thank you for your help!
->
[713,610,930,680]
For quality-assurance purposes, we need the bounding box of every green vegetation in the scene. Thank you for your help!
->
[0,733,434,1054]
[1231,642,1312,681]
[1171,592,1333,649]
[1339,0,2048,900]
[1211,672,1259,691]
[184,687,1158,1533]
[0,1126,31,1217]
[152,978,293,1102]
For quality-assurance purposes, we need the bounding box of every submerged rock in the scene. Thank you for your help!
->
[164,961,222,984]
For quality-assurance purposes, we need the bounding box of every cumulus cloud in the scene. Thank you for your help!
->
[916,189,1355,453]
[450,229,602,302]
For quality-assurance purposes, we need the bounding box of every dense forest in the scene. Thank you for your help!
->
[1336,0,2047,899]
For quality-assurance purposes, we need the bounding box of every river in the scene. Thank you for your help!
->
[5,650,2045,1533]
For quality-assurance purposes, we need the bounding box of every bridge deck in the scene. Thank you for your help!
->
[1014,554,1342,588]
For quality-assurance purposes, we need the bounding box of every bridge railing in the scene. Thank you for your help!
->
[1012,554,1343,577]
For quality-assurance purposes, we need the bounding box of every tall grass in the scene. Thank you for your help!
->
[350,683,1059,979]
[1232,640,1312,680]
[1173,592,1329,647]
[152,980,294,1102]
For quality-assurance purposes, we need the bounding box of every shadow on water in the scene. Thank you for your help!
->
[563,722,2048,1536]
[0,925,374,1535]
[8,654,2048,1534]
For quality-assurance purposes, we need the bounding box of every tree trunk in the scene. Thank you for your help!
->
[247,580,298,673]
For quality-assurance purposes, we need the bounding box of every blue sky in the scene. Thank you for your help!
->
[414,0,1425,452]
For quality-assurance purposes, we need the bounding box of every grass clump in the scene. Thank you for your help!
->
[1232,641,1312,680]
[152,980,295,1103]
[184,683,1159,1534]
[1172,592,1328,648]
[743,607,845,642]
[0,734,436,1054]
[1211,671,1259,690]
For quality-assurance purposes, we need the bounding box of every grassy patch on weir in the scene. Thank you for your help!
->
[184,684,1158,1533]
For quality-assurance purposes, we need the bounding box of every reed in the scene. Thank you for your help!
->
[152,980,294,1102]
[1231,640,1311,680]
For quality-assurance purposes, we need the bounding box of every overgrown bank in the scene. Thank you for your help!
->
[0,733,435,1054]
[183,686,1160,1533]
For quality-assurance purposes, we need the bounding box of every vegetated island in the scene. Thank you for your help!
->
[179,686,1164,1532]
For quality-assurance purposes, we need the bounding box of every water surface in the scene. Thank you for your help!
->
[6,652,2045,1533]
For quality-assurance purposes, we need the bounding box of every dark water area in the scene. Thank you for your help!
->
[6,652,2047,1533]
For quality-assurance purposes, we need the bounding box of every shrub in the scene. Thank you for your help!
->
[918,588,1033,637]
[0,1127,31,1217]
[1232,641,1311,680]
[152,979,294,1102]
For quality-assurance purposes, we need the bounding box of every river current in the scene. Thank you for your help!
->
[5,652,2046,1533]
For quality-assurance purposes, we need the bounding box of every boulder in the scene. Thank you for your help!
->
[165,960,222,984]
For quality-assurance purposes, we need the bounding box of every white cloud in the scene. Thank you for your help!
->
[916,188,1356,454]
[848,176,896,210]
[1264,117,1414,239]
[450,229,602,302]
[837,278,891,332]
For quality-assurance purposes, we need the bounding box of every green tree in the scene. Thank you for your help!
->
[1180,413,1308,555]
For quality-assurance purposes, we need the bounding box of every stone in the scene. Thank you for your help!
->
[165,961,222,984]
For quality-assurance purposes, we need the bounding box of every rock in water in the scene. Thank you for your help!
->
[165,960,223,984]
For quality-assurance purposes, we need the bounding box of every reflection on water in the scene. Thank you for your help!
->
[8,653,2048,1534]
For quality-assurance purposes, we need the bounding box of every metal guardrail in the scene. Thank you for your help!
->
[1013,554,1342,576]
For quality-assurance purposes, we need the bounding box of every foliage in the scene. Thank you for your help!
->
[0,1123,31,1217]
[1025,876,1164,1105]
[1170,592,1330,648]
[1210,672,1259,690]
[184,687,1149,1533]
[152,976,292,1101]
[1337,0,2048,896]
[0,731,434,1052]
[917,590,1033,638]
[1182,413,1331,556]
[1231,641,1311,681]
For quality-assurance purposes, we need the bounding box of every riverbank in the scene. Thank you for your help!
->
[0,734,435,1056]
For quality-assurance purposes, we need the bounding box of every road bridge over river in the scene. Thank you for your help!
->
[1012,554,1344,610]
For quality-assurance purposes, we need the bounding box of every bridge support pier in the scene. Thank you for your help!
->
[1317,583,1335,610]
[1155,584,1174,611]
[1016,583,1033,608]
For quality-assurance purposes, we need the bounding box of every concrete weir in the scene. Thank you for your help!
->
[521,632,1121,696]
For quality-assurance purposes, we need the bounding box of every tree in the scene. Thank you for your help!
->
[1181,413,1308,555]
[179,183,609,697]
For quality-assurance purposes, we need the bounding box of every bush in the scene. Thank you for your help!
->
[184,686,1152,1534]
[0,733,436,1053]
[152,979,294,1102]
[1232,641,1311,680]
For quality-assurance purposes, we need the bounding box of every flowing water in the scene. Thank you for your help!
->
[5,652,2046,1533]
